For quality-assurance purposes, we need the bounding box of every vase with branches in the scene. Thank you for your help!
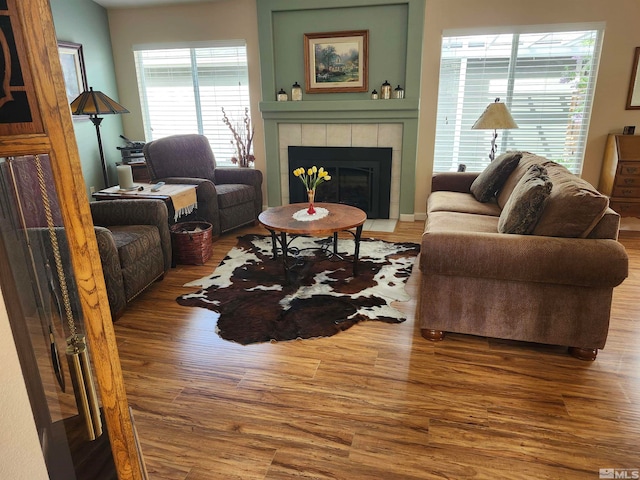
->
[222,107,255,167]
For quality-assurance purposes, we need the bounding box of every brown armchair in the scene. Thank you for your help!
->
[1,155,171,321]
[143,134,263,237]
[90,199,171,319]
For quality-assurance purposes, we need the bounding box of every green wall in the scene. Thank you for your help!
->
[50,0,125,196]
[257,0,425,213]
[270,4,409,101]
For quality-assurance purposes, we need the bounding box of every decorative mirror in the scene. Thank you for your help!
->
[626,47,640,110]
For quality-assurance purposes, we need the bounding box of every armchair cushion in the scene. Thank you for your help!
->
[109,225,165,301]
[215,184,256,209]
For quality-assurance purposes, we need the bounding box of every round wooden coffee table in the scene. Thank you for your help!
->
[258,202,367,281]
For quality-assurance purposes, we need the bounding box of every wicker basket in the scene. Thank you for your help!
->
[170,221,213,265]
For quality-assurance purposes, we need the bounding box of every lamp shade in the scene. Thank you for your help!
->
[472,101,518,130]
[70,87,129,116]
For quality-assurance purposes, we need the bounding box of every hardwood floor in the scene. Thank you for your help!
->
[113,221,640,479]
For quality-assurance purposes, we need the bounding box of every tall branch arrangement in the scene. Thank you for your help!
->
[222,107,255,167]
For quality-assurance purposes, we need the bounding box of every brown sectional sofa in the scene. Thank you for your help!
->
[419,152,629,360]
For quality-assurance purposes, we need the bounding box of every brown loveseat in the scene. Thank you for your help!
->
[419,152,629,360]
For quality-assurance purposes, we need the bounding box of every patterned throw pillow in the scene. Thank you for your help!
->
[470,151,523,203]
[498,164,553,234]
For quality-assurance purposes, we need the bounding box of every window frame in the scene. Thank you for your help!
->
[133,40,251,167]
[433,23,604,174]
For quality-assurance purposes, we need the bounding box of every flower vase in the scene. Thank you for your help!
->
[307,189,316,215]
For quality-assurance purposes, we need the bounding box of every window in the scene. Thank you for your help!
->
[434,26,603,173]
[134,41,250,166]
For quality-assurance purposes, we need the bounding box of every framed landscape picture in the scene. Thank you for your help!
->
[304,30,368,93]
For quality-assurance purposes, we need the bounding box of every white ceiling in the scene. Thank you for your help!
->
[91,0,224,8]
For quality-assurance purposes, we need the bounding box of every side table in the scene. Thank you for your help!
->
[92,182,198,224]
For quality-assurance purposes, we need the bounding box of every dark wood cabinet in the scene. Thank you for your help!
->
[599,134,640,217]
[116,162,151,183]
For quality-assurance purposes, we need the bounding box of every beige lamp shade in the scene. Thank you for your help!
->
[472,101,518,130]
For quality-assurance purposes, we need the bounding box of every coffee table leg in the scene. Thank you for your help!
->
[269,229,278,259]
[353,225,363,276]
[280,231,288,280]
[333,232,338,255]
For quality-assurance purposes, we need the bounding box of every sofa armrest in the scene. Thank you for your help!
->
[432,172,479,193]
[421,232,628,288]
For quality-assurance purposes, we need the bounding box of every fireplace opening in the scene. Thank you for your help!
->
[288,146,392,219]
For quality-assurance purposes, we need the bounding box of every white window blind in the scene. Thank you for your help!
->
[134,42,250,166]
[434,27,603,173]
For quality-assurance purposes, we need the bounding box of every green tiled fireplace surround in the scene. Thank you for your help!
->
[257,0,425,216]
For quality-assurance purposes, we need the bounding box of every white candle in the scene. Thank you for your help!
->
[117,165,134,190]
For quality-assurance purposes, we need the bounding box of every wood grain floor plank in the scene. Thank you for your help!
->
[112,222,640,478]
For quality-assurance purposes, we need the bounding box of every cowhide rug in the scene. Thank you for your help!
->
[176,234,420,345]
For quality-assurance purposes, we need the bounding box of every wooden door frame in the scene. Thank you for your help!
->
[0,1,146,478]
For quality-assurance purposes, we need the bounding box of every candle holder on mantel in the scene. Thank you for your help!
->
[291,82,302,101]
[381,80,392,99]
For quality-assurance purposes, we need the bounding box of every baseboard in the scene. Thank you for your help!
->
[399,213,415,222]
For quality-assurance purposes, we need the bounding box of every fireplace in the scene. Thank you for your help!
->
[288,146,392,219]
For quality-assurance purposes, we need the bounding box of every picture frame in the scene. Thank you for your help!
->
[304,30,368,94]
[626,47,640,110]
[57,41,88,119]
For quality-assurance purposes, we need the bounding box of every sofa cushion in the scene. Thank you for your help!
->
[428,191,502,217]
[424,210,500,235]
[497,152,546,208]
[587,208,621,240]
[498,164,553,234]
[533,162,609,238]
[470,151,522,202]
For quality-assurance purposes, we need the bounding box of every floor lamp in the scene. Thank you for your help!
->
[472,98,518,161]
[70,87,129,187]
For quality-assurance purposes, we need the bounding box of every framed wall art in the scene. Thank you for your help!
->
[304,30,368,94]
[626,47,640,110]
[58,41,88,117]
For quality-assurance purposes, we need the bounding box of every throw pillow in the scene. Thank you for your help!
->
[532,162,610,238]
[498,164,553,234]
[470,151,523,203]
